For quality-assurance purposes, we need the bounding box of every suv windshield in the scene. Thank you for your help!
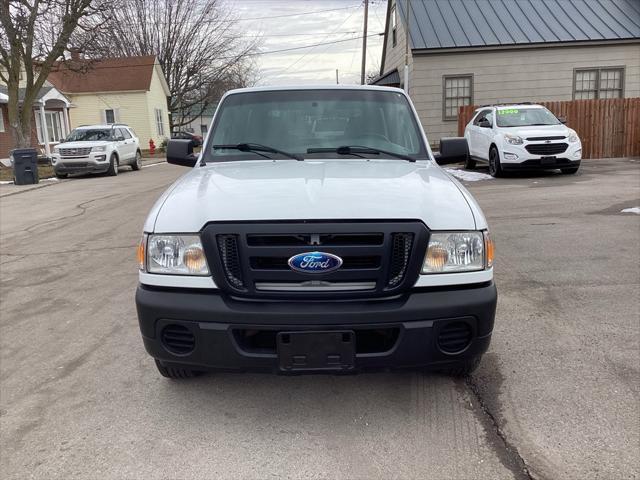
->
[65,128,112,142]
[496,107,561,127]
[204,89,427,161]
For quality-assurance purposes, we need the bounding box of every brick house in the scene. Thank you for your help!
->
[0,85,72,162]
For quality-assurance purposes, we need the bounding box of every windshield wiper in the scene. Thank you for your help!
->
[213,143,303,161]
[307,146,416,162]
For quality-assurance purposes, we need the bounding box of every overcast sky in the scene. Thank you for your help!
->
[226,0,388,86]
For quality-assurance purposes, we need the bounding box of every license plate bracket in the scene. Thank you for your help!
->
[540,156,557,165]
[277,331,355,372]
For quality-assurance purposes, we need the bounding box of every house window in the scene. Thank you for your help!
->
[155,108,165,136]
[443,75,473,121]
[0,107,5,133]
[391,4,397,47]
[36,111,64,143]
[104,109,115,123]
[574,67,624,99]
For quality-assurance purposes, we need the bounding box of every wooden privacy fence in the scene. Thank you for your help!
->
[457,98,640,159]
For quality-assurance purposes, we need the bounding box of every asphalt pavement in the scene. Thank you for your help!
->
[0,158,638,479]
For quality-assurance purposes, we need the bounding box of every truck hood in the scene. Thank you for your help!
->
[151,160,478,232]
[500,124,570,137]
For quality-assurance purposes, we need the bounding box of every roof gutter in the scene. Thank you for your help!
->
[411,38,640,56]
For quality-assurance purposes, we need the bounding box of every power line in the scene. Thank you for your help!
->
[234,31,360,38]
[250,33,381,56]
[237,4,361,21]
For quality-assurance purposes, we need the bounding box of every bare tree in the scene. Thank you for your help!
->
[93,0,258,131]
[0,0,109,148]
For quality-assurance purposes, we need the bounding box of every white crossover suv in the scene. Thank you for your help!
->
[135,85,496,379]
[51,124,142,178]
[464,104,582,177]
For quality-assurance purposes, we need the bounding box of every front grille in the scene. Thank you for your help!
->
[525,136,566,141]
[525,143,568,155]
[387,233,414,288]
[217,235,244,289]
[61,162,88,168]
[161,324,195,355]
[437,322,473,354]
[203,222,428,300]
[60,147,92,156]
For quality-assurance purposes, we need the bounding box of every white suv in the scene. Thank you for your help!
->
[464,104,582,177]
[51,124,142,178]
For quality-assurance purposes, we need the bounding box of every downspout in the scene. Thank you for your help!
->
[404,0,410,93]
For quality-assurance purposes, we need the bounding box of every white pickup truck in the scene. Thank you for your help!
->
[135,86,496,379]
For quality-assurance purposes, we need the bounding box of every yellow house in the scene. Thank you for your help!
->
[48,56,171,149]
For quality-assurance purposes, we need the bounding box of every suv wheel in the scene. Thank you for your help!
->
[465,155,477,170]
[131,150,142,171]
[154,359,200,379]
[107,153,119,176]
[488,147,503,177]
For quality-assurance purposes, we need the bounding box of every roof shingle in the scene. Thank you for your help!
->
[47,55,158,93]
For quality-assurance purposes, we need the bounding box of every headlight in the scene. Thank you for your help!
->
[144,234,209,275]
[92,145,107,152]
[422,231,493,274]
[53,146,60,153]
[504,133,523,145]
[568,131,579,143]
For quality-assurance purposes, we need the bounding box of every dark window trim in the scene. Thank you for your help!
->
[572,66,625,100]
[442,74,474,122]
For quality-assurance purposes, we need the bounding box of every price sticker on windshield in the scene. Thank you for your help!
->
[498,109,519,115]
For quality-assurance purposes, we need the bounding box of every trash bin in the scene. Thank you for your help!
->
[11,148,39,185]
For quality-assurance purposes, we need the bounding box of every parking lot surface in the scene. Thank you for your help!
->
[1,158,638,479]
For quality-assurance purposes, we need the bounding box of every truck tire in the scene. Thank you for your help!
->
[55,172,68,179]
[488,147,503,177]
[131,150,142,171]
[440,356,482,377]
[107,153,119,176]
[154,359,199,379]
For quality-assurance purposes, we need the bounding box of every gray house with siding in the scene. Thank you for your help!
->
[374,0,640,144]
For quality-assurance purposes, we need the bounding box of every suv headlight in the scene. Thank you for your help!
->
[504,133,523,145]
[92,145,107,152]
[422,231,494,274]
[141,234,210,275]
[53,145,60,153]
[568,131,579,143]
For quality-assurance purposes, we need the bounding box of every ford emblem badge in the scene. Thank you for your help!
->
[288,251,343,274]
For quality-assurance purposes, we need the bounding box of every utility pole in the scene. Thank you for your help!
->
[360,0,369,85]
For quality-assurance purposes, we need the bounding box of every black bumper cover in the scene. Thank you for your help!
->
[135,282,497,373]
[502,159,580,170]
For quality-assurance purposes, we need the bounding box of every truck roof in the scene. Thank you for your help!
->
[225,85,406,95]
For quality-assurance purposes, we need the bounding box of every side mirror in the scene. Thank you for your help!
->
[434,137,469,165]
[557,116,567,124]
[167,139,198,167]
[478,119,491,128]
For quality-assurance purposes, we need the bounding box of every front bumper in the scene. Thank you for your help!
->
[501,141,582,169]
[136,282,497,373]
[502,159,581,171]
[52,153,110,174]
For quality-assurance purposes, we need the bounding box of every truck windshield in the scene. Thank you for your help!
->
[496,107,561,127]
[65,129,112,142]
[204,89,427,161]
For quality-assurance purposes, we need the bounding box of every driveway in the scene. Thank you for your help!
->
[0,158,638,479]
